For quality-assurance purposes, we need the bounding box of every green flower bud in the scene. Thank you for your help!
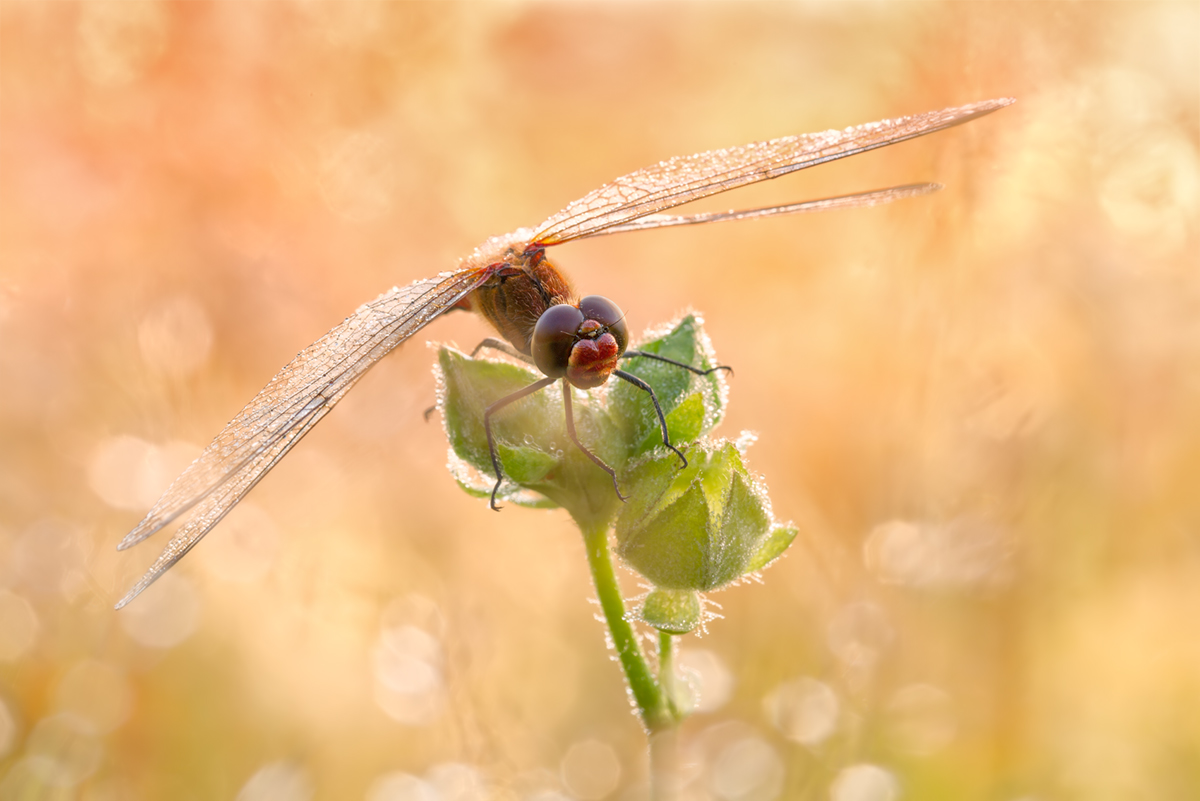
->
[436,315,727,527]
[615,441,795,591]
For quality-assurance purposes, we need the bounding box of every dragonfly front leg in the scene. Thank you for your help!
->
[622,349,733,377]
[471,337,534,365]
[484,375,557,511]
[612,369,688,468]
[562,382,627,503]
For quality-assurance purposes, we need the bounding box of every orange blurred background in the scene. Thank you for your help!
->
[1,2,1197,799]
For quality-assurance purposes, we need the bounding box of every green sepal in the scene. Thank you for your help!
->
[745,525,798,573]
[640,589,702,634]
[451,466,559,509]
[505,492,561,510]
[496,443,558,485]
[610,315,724,456]
[438,346,625,527]
[451,475,491,500]
[634,392,707,456]
[438,348,559,476]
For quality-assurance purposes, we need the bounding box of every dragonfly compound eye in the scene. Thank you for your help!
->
[532,303,585,377]
[578,295,628,353]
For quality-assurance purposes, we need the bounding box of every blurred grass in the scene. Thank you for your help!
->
[0,1,1197,799]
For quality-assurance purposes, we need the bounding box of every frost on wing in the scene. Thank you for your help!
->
[115,269,490,609]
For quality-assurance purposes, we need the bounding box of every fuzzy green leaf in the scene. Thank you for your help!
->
[641,589,702,634]
[610,315,724,454]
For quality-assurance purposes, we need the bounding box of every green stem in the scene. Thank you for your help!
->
[658,631,679,717]
[652,632,682,801]
[581,520,672,732]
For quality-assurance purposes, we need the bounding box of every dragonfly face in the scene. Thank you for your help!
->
[114,98,1014,609]
[532,295,629,390]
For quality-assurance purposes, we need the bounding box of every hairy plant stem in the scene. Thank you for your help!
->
[581,519,684,800]
[581,519,672,731]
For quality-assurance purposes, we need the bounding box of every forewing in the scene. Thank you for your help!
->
[532,98,1013,246]
[114,268,489,608]
[589,184,942,237]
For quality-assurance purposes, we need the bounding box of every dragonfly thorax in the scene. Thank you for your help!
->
[466,245,575,356]
[466,247,627,388]
[460,241,628,388]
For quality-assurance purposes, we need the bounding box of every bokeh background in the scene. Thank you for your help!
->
[2,1,1197,799]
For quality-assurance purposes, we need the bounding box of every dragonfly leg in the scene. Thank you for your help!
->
[424,338,537,422]
[471,337,534,364]
[562,382,627,503]
[484,375,557,511]
[612,368,688,468]
[622,349,734,377]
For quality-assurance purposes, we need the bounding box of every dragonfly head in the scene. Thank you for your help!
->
[532,296,628,389]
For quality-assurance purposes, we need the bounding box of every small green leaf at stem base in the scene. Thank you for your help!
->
[641,589,703,634]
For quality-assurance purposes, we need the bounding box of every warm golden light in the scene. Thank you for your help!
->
[1,1,1195,798]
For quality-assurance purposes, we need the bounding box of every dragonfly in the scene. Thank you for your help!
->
[114,97,1014,609]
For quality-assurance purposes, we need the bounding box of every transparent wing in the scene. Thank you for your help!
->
[532,98,1013,246]
[114,268,489,609]
[589,183,941,237]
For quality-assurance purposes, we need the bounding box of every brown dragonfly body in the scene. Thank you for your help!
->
[462,233,576,359]
[115,98,1014,609]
